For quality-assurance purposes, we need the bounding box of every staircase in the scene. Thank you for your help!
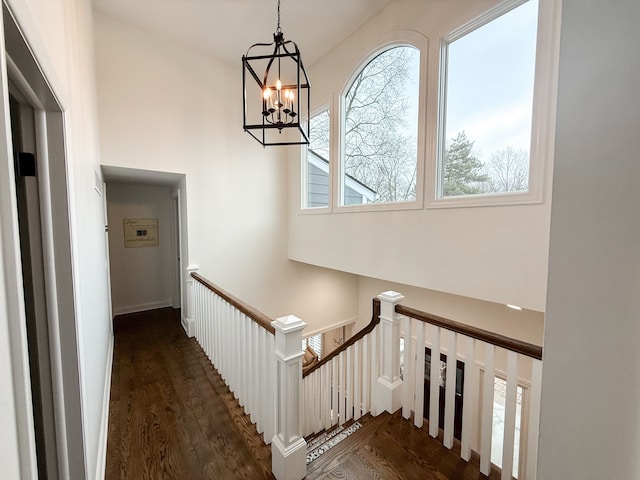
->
[188,273,542,480]
[305,412,502,480]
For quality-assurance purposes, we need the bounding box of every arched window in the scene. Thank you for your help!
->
[341,46,420,206]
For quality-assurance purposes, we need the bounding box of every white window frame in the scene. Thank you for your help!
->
[336,31,428,213]
[428,0,561,209]
[302,333,323,360]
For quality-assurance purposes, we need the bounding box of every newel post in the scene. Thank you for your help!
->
[271,315,307,480]
[183,264,199,337]
[375,290,405,415]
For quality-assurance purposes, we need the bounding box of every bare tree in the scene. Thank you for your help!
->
[343,46,418,203]
[309,110,330,158]
[484,147,529,192]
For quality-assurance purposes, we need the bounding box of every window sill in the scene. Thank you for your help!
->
[335,199,423,213]
[427,190,543,209]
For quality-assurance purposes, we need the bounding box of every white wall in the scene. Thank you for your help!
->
[538,0,640,478]
[106,183,173,315]
[0,0,111,479]
[356,276,543,345]
[288,0,555,313]
[94,12,360,333]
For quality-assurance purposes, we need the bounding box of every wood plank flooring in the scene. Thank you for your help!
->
[305,412,502,480]
[106,307,272,479]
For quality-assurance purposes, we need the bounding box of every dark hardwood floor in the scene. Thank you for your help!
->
[306,412,501,480]
[106,307,272,479]
[106,307,500,480]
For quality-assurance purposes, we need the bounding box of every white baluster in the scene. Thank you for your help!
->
[414,322,425,429]
[256,327,266,436]
[338,351,346,425]
[480,343,496,475]
[354,341,362,420]
[401,315,412,419]
[370,327,379,416]
[429,324,441,438]
[264,333,276,445]
[346,346,353,422]
[461,336,477,461]
[444,330,457,449]
[322,361,330,429]
[362,335,370,415]
[525,359,542,479]
[331,357,340,425]
[502,350,519,480]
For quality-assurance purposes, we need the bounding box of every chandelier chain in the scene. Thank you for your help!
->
[276,0,282,33]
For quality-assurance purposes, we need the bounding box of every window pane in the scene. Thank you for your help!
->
[343,46,420,205]
[441,0,538,197]
[305,110,330,208]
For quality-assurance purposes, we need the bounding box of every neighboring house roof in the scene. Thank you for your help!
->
[308,149,376,201]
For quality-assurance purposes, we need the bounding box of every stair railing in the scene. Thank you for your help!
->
[301,291,543,480]
[301,298,381,437]
[391,293,543,480]
[187,268,308,480]
[189,270,277,444]
[186,272,543,480]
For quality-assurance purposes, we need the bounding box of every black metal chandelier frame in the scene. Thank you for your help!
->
[242,1,310,147]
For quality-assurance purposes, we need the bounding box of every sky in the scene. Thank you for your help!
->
[445,0,539,160]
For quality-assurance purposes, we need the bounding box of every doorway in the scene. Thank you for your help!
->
[101,166,187,319]
[10,90,58,479]
[423,347,465,440]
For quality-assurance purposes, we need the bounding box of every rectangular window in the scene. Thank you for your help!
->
[439,0,539,198]
[302,333,322,359]
[304,110,330,208]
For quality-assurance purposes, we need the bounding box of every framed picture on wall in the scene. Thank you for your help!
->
[123,218,159,248]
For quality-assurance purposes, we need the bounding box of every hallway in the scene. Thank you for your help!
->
[105,308,272,479]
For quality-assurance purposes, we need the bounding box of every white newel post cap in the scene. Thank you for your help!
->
[186,264,200,275]
[272,315,306,360]
[377,291,405,318]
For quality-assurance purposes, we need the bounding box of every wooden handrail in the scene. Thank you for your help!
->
[191,272,276,335]
[395,304,543,360]
[303,298,381,378]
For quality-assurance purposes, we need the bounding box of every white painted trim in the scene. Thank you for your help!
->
[302,317,357,339]
[300,104,332,213]
[427,0,561,209]
[93,333,113,480]
[0,14,39,477]
[336,31,428,213]
[181,314,195,337]
[112,300,173,317]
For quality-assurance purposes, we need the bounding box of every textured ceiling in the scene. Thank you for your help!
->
[92,0,393,66]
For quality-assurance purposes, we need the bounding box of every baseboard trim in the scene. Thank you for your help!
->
[94,332,114,480]
[113,300,172,317]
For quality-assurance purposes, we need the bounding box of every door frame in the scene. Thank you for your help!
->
[0,4,86,479]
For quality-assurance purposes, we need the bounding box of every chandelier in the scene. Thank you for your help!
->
[242,0,310,146]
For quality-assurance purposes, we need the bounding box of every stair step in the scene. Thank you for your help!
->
[306,425,344,453]
[306,421,362,464]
